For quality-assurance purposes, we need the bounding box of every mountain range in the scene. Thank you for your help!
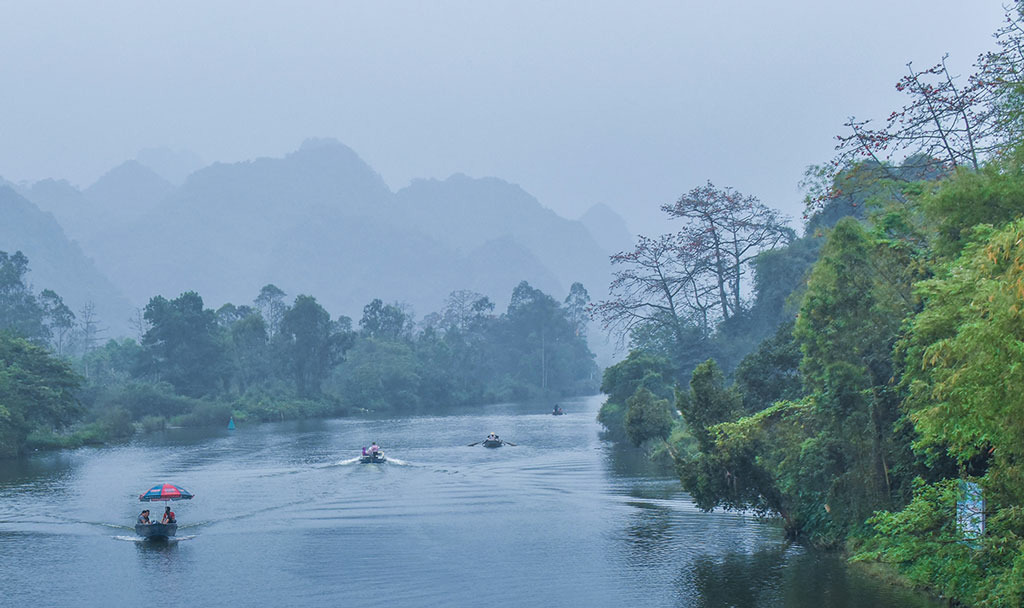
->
[2,138,631,338]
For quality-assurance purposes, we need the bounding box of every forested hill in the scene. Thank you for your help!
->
[0,186,133,333]
[13,138,624,321]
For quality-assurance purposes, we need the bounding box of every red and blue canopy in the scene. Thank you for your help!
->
[139,483,194,502]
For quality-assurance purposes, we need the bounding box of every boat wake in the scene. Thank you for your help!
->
[332,457,362,466]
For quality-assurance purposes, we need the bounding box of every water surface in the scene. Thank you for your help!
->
[0,395,937,607]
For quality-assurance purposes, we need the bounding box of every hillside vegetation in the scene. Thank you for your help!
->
[595,6,1024,605]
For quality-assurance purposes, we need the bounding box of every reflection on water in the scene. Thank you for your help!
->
[0,395,939,608]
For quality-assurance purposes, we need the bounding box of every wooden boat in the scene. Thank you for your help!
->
[359,452,386,464]
[135,522,177,540]
[482,438,503,448]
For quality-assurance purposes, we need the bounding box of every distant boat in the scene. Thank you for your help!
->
[470,435,515,448]
[359,452,386,464]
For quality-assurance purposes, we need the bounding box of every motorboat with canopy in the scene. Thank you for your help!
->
[135,483,194,539]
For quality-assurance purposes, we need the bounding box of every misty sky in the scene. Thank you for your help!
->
[0,1,1007,238]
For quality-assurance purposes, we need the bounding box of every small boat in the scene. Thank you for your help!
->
[482,438,504,448]
[359,452,386,464]
[135,522,178,540]
[552,408,565,416]
[136,482,193,541]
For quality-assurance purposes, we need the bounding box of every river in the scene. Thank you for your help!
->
[0,395,938,607]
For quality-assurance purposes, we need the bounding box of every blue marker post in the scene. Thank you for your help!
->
[227,417,235,430]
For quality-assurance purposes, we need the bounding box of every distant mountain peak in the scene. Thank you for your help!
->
[83,160,175,219]
[297,137,350,152]
[87,160,171,191]
[579,202,633,255]
[136,147,204,185]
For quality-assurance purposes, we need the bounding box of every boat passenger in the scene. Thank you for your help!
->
[138,509,150,525]
[162,506,175,524]
[362,446,367,456]
[370,442,380,454]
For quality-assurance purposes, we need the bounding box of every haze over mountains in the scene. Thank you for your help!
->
[2,138,630,337]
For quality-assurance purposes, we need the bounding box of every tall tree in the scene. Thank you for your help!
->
[227,311,269,394]
[594,233,717,356]
[138,291,226,397]
[359,298,411,340]
[254,284,288,337]
[623,387,674,447]
[279,295,352,397]
[0,333,82,457]
[441,290,491,333]
[39,289,75,357]
[662,182,793,321]
[0,250,47,343]
[563,282,591,339]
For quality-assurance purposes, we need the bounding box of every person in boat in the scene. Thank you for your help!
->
[161,506,175,524]
[553,404,563,414]
[137,509,150,525]
[487,432,499,442]
[362,446,367,456]
[370,442,380,454]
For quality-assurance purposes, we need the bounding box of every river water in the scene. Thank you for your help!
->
[0,395,938,607]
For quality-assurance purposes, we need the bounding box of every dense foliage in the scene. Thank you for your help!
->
[596,5,1024,605]
[0,332,81,457]
[0,257,598,456]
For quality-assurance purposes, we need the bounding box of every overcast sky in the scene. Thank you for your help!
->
[0,1,1008,238]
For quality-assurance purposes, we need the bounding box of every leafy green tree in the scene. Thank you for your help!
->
[359,298,411,340]
[917,147,1024,257]
[901,218,1024,505]
[279,295,352,397]
[78,338,143,387]
[0,251,47,343]
[676,400,806,532]
[564,282,591,338]
[732,321,803,413]
[505,281,594,394]
[39,289,75,356]
[0,332,82,457]
[597,349,675,439]
[138,291,227,397]
[335,338,421,411]
[215,302,256,328]
[227,311,269,394]
[786,217,918,536]
[254,284,287,337]
[441,290,492,333]
[601,350,675,406]
[623,387,673,447]
[680,359,743,450]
